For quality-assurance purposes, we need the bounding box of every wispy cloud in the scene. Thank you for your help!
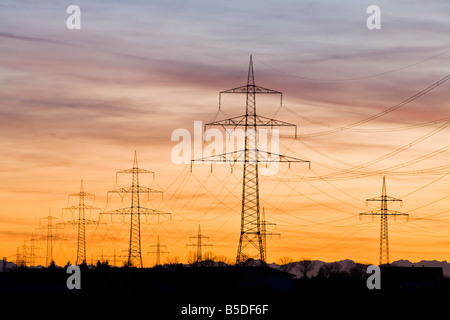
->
[0,0,449,263]
[0,32,68,45]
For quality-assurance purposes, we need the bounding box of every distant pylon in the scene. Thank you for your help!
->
[25,232,40,266]
[58,179,102,265]
[186,225,212,263]
[192,56,309,265]
[259,207,280,263]
[360,176,409,265]
[90,248,126,266]
[107,248,130,267]
[15,244,29,267]
[38,209,63,267]
[101,151,171,268]
[15,247,22,267]
[18,239,36,267]
[148,235,169,266]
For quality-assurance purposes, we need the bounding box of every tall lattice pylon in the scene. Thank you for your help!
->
[148,235,169,266]
[15,247,22,267]
[25,232,40,266]
[360,176,409,265]
[186,225,212,263]
[259,207,279,263]
[101,151,171,268]
[17,241,32,267]
[59,180,102,265]
[38,209,63,267]
[192,56,309,264]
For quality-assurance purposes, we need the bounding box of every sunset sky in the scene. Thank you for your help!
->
[1,0,450,266]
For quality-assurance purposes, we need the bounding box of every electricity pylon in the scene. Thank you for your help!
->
[148,235,169,266]
[98,248,129,267]
[25,232,40,266]
[360,176,409,265]
[16,241,31,267]
[96,250,118,265]
[18,237,41,267]
[15,247,23,267]
[192,56,309,265]
[58,180,102,265]
[38,209,63,267]
[101,249,128,267]
[101,151,171,268]
[186,225,212,263]
[260,207,279,263]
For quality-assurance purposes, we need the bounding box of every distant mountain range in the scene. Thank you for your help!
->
[391,260,450,277]
[0,260,18,271]
[270,259,450,278]
[2,258,450,277]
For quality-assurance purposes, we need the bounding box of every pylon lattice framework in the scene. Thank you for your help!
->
[186,225,212,263]
[360,176,409,265]
[16,241,32,267]
[101,151,171,268]
[25,232,40,267]
[58,179,102,265]
[148,235,169,266]
[38,209,64,267]
[260,207,280,263]
[193,56,309,264]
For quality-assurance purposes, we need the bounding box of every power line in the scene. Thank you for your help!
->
[254,49,450,82]
[278,73,450,138]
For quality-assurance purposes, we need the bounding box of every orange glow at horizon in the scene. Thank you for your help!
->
[1,1,450,267]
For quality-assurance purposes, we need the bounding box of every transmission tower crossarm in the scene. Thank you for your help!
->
[63,204,100,211]
[115,153,155,181]
[257,150,309,163]
[69,191,95,198]
[108,186,163,195]
[252,115,298,129]
[101,206,171,216]
[386,209,408,216]
[205,115,248,128]
[40,215,59,222]
[116,168,155,175]
[206,114,297,132]
[220,84,282,95]
[149,237,167,250]
[360,209,408,216]
[58,218,104,226]
[366,196,403,202]
[192,149,309,164]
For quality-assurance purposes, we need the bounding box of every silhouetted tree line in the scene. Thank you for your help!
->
[316,262,367,281]
[276,257,368,283]
[292,261,369,292]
